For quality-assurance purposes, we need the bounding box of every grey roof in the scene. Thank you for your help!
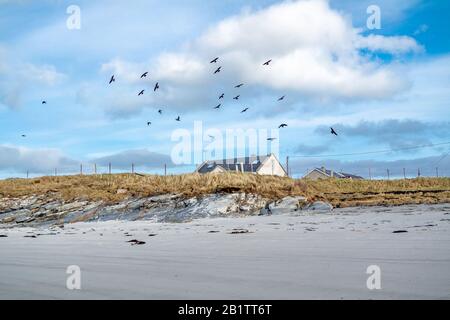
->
[313,167,364,180]
[197,155,271,174]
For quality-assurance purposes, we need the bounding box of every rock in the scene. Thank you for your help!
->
[1,216,16,224]
[266,196,307,215]
[117,189,128,195]
[302,201,333,213]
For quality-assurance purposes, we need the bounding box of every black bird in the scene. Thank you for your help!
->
[279,124,288,128]
[154,82,160,91]
[263,59,272,66]
[219,93,224,99]
[210,57,219,63]
[138,90,145,96]
[278,95,285,101]
[241,108,249,113]
[147,121,151,126]
[42,101,47,104]
[109,75,115,84]
[141,72,148,78]
[158,109,163,114]
[175,116,181,122]
[214,67,221,74]
[233,95,240,100]
[21,134,26,138]
[330,127,338,136]
[267,138,277,141]
[214,104,221,109]
[235,83,244,88]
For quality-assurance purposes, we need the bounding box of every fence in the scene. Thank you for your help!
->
[21,162,171,179]
[284,156,449,179]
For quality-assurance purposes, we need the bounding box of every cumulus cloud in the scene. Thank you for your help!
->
[90,149,176,169]
[98,0,421,116]
[0,145,78,174]
[0,46,65,109]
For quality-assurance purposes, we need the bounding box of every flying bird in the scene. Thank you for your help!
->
[263,59,272,66]
[138,90,145,96]
[241,108,249,113]
[154,82,160,91]
[21,134,26,138]
[214,67,221,74]
[147,121,151,126]
[233,95,240,100]
[278,95,285,101]
[279,124,288,128]
[210,57,219,63]
[41,101,47,104]
[158,109,163,114]
[219,93,224,99]
[140,72,148,78]
[208,135,215,140]
[267,138,277,141]
[330,127,338,136]
[175,116,181,122]
[109,75,115,84]
[214,104,221,109]
[235,83,244,88]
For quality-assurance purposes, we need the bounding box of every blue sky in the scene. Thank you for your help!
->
[0,0,449,179]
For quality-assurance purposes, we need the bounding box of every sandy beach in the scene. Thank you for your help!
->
[1,203,449,300]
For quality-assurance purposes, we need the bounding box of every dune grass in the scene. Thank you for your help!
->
[0,173,449,207]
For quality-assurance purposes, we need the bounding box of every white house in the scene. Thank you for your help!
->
[195,154,287,177]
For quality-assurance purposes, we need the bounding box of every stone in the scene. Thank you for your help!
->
[117,189,128,195]
[303,201,333,213]
[267,196,307,215]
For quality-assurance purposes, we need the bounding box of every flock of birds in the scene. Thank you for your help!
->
[29,57,340,141]
[104,57,339,142]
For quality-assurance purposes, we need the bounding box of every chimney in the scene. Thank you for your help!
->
[321,166,326,172]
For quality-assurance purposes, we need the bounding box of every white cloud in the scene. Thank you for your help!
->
[0,145,78,173]
[97,0,422,116]
[19,63,65,86]
[356,34,423,54]
[0,46,66,109]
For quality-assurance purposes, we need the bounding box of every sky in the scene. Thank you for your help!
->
[0,0,449,179]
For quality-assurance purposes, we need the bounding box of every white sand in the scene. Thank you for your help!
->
[1,204,449,300]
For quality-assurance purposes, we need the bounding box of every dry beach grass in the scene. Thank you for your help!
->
[0,173,449,207]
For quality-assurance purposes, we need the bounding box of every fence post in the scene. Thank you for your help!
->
[164,163,167,176]
[55,168,57,177]
[94,163,97,175]
[80,164,83,175]
[418,168,421,177]
[26,170,29,179]
[436,167,439,178]
[132,163,135,174]
[387,169,390,180]
[368,168,372,180]
[403,168,406,179]
[109,162,112,175]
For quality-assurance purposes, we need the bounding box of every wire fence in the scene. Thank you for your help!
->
[19,163,172,179]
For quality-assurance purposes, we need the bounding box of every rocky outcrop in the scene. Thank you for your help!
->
[0,193,332,228]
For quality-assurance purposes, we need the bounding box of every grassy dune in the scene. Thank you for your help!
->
[0,173,449,207]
